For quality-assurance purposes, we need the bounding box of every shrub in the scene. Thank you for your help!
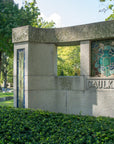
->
[0,107,114,143]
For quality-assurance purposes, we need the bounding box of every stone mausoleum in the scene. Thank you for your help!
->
[12,20,114,117]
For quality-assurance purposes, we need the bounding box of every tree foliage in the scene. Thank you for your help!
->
[57,46,80,76]
[0,0,55,86]
[0,0,55,56]
[100,0,114,20]
[0,53,13,88]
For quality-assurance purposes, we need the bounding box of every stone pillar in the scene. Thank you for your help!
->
[80,41,91,76]
[13,42,57,109]
[27,43,57,109]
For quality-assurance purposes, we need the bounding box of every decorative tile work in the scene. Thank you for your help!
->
[17,49,25,108]
[91,40,114,77]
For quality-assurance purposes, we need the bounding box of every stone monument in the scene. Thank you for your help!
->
[12,20,114,117]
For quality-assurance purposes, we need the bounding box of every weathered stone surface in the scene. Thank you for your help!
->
[28,90,57,112]
[12,21,114,45]
[55,76,84,91]
[12,26,29,43]
[80,41,91,76]
[24,76,84,91]
[93,89,114,117]
[28,43,57,76]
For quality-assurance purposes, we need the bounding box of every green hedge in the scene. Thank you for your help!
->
[0,107,114,143]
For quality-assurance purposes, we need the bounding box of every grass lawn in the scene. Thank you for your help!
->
[0,99,14,107]
[0,92,14,107]
[0,107,114,143]
[0,92,13,98]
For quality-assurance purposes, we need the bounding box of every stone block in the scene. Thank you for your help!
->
[12,21,114,45]
[28,43,57,76]
[93,89,114,117]
[67,91,85,115]
[55,76,85,91]
[28,90,57,112]
[25,76,55,91]
[80,41,91,76]
[56,90,67,113]
[67,90,97,115]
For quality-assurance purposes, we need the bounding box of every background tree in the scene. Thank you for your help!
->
[0,0,55,88]
[57,46,80,76]
[100,0,114,20]
[0,0,55,56]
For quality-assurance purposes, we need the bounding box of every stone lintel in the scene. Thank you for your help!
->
[12,20,114,44]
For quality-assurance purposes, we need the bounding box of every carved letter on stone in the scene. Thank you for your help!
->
[87,79,114,89]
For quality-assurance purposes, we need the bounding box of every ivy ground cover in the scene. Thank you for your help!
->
[0,107,114,144]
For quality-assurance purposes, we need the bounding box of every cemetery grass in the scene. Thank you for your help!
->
[0,92,14,107]
[0,107,114,143]
[0,92,13,98]
[0,99,14,107]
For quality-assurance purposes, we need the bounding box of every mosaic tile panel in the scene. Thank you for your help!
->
[91,40,114,77]
[17,49,25,108]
